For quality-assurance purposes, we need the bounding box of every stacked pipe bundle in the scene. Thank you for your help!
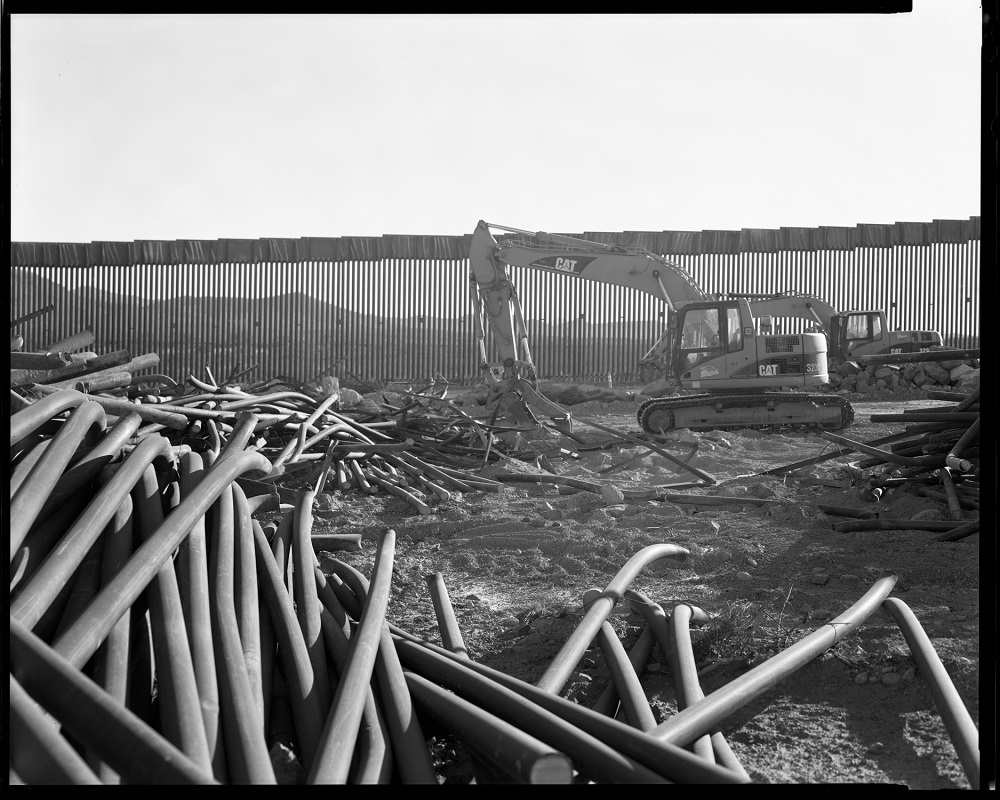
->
[10,320,162,399]
[814,387,980,541]
[9,433,981,790]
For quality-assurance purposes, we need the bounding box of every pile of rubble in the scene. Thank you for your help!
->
[826,348,980,396]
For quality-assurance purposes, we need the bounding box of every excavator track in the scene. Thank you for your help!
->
[637,392,854,434]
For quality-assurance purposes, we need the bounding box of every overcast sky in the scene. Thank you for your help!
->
[10,7,983,244]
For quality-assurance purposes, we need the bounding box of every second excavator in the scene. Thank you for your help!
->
[468,220,865,435]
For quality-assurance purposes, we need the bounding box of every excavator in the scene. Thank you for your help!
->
[634,291,943,382]
[468,220,929,435]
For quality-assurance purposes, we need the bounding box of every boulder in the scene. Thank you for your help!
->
[835,361,862,377]
[921,362,952,385]
[338,387,364,408]
[955,368,980,392]
[949,363,975,382]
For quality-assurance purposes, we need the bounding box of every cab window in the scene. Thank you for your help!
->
[679,307,722,372]
[726,307,743,352]
[680,308,721,350]
[845,314,870,340]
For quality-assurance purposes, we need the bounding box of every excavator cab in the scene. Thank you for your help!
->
[829,311,943,360]
[672,298,831,391]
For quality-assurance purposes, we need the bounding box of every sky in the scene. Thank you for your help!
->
[9,7,984,244]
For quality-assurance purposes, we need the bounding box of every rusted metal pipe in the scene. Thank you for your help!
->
[292,489,333,717]
[313,561,438,784]
[30,384,192,429]
[666,603,716,764]
[83,494,135,784]
[392,630,746,784]
[9,399,107,558]
[818,431,945,468]
[10,434,176,629]
[314,595,394,785]
[832,519,972,533]
[251,510,326,773]
[575,415,717,484]
[594,617,657,732]
[34,411,144,527]
[936,468,965,520]
[651,574,898,749]
[131,463,214,771]
[232,482,266,734]
[945,417,980,472]
[668,602,751,779]
[208,483,276,784]
[9,388,89,446]
[881,598,980,788]
[10,620,220,784]
[308,528,397,784]
[870,412,979,424]
[536,543,689,695]
[591,625,655,718]
[405,670,575,784]
[9,675,104,785]
[425,571,471,659]
[50,449,273,670]
[174,451,228,781]
[933,519,980,542]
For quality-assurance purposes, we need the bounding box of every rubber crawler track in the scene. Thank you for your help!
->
[637,392,855,434]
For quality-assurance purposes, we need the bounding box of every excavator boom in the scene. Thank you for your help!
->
[468,220,856,435]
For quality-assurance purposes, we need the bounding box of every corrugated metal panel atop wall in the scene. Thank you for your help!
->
[9,218,981,386]
[10,218,980,267]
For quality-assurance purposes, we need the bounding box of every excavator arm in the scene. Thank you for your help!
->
[741,292,839,334]
[469,220,573,434]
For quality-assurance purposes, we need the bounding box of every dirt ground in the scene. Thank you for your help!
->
[302,396,981,786]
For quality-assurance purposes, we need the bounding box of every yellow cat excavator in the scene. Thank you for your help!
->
[469,220,924,435]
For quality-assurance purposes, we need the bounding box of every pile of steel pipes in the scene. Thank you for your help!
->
[9,423,981,789]
[11,323,163,398]
[815,388,980,541]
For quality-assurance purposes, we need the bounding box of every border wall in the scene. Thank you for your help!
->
[10,217,980,388]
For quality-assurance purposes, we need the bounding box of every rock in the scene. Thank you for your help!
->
[747,483,777,499]
[667,428,701,445]
[874,366,898,381]
[811,574,830,585]
[836,361,862,377]
[881,671,902,686]
[867,741,885,754]
[901,363,921,382]
[912,508,946,521]
[736,571,752,582]
[955,368,980,392]
[811,608,833,619]
[855,672,869,685]
[903,667,916,681]
[646,661,663,674]
[338,387,364,408]
[601,484,626,505]
[922,362,952,384]
[910,368,929,387]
